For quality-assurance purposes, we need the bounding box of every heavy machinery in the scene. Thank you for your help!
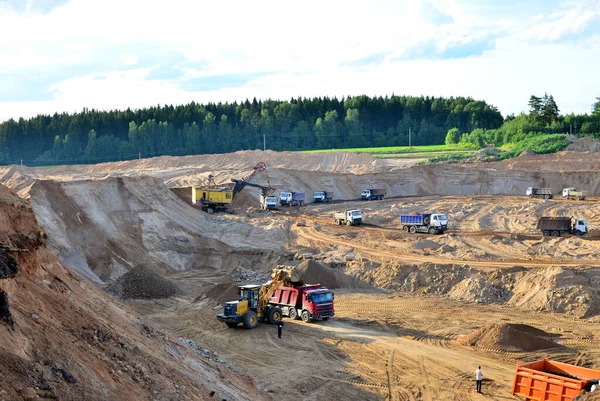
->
[400,213,449,234]
[217,269,290,329]
[562,187,587,200]
[269,284,334,323]
[191,162,274,213]
[537,216,588,237]
[314,191,334,203]
[526,187,554,199]
[279,191,305,207]
[231,179,276,210]
[512,359,600,401]
[361,188,385,200]
[334,209,363,226]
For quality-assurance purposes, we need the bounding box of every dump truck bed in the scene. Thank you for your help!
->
[512,359,600,401]
[537,217,572,231]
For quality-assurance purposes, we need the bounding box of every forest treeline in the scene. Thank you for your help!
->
[0,95,503,165]
[0,94,598,166]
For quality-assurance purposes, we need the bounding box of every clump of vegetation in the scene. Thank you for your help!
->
[498,134,570,160]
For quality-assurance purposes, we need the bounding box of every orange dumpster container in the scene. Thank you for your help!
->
[512,359,600,401]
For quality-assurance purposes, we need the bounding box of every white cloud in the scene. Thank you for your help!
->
[0,0,599,122]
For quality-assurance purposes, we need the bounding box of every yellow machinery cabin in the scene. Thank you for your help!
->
[192,185,233,208]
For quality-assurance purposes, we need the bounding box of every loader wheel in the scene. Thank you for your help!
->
[289,307,298,320]
[301,310,311,323]
[552,231,560,237]
[428,227,436,234]
[268,307,282,324]
[225,322,238,328]
[543,230,550,236]
[242,311,259,329]
[403,226,409,232]
[409,226,417,234]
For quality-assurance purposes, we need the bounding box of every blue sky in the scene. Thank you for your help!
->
[0,0,599,122]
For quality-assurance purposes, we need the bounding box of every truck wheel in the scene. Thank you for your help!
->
[336,219,341,225]
[301,310,311,323]
[574,230,582,236]
[268,307,282,324]
[403,226,409,232]
[242,311,259,329]
[552,231,560,237]
[428,227,436,234]
[225,322,238,328]
[409,226,417,234]
[346,220,352,226]
[543,230,550,236]
[579,196,584,200]
[544,195,550,199]
[288,307,298,320]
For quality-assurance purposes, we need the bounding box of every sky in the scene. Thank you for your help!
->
[0,0,599,122]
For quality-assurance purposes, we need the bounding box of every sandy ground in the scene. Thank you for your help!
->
[3,140,600,400]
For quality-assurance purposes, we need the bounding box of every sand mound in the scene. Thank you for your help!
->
[203,282,239,304]
[292,260,340,289]
[566,137,600,153]
[107,266,179,299]
[460,323,563,352]
[448,277,506,304]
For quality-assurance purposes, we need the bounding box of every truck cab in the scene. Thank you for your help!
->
[562,187,577,197]
[302,287,335,322]
[335,209,362,225]
[526,187,535,196]
[574,218,588,235]
[361,188,384,200]
[260,195,278,210]
[314,191,332,203]
[279,192,292,205]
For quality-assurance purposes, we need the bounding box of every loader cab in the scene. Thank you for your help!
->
[238,285,260,309]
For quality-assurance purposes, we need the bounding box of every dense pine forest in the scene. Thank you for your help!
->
[0,94,598,166]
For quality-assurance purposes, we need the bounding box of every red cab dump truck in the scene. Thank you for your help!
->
[512,359,600,401]
[269,284,334,323]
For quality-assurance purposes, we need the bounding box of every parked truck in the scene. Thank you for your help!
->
[279,191,305,206]
[334,209,363,226]
[512,359,600,401]
[400,213,448,234]
[314,191,334,203]
[260,194,278,210]
[361,188,385,201]
[269,284,334,323]
[526,187,554,199]
[562,187,587,200]
[537,216,588,237]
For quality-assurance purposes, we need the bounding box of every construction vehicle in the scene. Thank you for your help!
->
[562,187,587,200]
[217,269,290,329]
[279,191,305,207]
[537,216,588,237]
[512,359,600,401]
[361,188,385,201]
[192,162,269,213]
[260,194,278,210]
[314,191,333,203]
[269,284,334,323]
[334,209,362,226]
[400,213,448,234]
[526,187,554,199]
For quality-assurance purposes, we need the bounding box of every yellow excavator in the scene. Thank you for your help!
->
[217,269,289,329]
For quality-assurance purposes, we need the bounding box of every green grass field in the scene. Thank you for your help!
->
[302,144,477,158]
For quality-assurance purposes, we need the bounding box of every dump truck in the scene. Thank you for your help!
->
[400,213,448,234]
[279,191,305,206]
[334,209,362,226]
[260,194,278,210]
[512,359,600,401]
[537,216,588,237]
[526,187,554,199]
[269,284,334,323]
[361,188,385,201]
[314,191,334,203]
[562,187,587,200]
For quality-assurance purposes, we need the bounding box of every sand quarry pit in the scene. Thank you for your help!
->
[3,140,600,400]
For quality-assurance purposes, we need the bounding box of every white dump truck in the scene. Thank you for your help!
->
[334,210,362,226]
[260,194,278,210]
[562,188,586,200]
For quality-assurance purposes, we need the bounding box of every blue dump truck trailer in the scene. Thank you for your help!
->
[400,213,448,234]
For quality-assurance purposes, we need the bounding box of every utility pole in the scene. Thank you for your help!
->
[20,159,23,166]
[409,128,411,148]
[138,152,141,159]
[263,133,266,151]
[570,124,572,135]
